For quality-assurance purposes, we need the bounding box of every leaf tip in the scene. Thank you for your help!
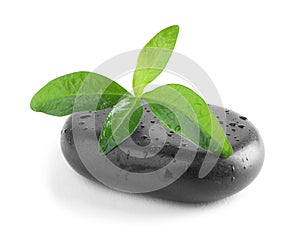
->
[30,95,38,112]
[169,24,179,31]
[166,25,180,36]
[98,140,108,155]
[221,139,233,158]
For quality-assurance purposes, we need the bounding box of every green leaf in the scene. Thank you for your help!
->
[30,71,130,116]
[132,25,179,97]
[142,84,233,157]
[99,97,143,154]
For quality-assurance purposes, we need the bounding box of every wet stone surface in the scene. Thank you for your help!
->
[61,105,264,203]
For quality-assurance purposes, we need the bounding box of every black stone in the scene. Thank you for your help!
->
[61,105,264,203]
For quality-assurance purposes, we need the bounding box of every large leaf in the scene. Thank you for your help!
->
[132,25,179,97]
[30,71,130,116]
[99,97,142,154]
[142,84,233,157]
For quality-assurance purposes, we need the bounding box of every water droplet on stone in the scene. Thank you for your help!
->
[141,135,148,140]
[80,113,91,119]
[231,165,235,172]
[231,176,235,182]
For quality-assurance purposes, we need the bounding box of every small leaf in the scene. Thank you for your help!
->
[30,71,130,116]
[99,97,142,154]
[132,25,179,97]
[142,84,233,157]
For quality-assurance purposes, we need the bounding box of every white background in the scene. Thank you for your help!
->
[1,0,299,238]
